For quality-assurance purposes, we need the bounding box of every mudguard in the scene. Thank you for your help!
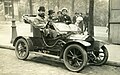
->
[73,40,91,47]
[65,39,91,47]
[94,38,109,48]
[93,38,109,51]
[60,40,91,59]
[13,36,33,50]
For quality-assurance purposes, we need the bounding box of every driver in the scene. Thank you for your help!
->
[32,6,47,37]
[32,6,58,38]
[33,6,46,28]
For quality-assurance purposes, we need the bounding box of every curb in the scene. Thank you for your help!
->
[0,44,15,50]
[0,44,120,67]
[106,61,120,67]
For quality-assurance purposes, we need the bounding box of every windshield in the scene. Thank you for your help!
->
[53,23,78,32]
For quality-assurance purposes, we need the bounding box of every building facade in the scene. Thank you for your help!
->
[0,0,19,21]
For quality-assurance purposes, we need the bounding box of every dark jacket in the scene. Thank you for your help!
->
[46,16,56,29]
[55,16,63,22]
[72,16,77,24]
[61,14,72,24]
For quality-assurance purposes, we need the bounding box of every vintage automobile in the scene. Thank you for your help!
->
[13,17,108,72]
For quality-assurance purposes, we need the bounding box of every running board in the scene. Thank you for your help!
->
[31,51,60,59]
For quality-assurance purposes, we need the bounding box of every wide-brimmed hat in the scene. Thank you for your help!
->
[61,8,68,12]
[38,6,45,12]
[48,10,55,15]
[75,12,79,14]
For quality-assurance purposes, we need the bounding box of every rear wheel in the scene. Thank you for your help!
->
[15,38,29,60]
[93,46,108,65]
[63,44,87,72]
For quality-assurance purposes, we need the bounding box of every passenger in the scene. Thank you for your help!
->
[78,13,84,34]
[75,15,84,34]
[48,10,56,22]
[47,10,56,29]
[83,13,89,32]
[56,10,63,22]
[46,10,58,38]
[61,8,72,25]
[72,12,79,24]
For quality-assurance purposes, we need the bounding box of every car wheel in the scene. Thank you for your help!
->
[15,38,29,60]
[93,46,108,65]
[63,44,88,72]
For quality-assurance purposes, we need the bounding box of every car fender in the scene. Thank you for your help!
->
[94,38,109,48]
[64,40,91,47]
[13,36,33,50]
[60,40,91,59]
[74,40,91,47]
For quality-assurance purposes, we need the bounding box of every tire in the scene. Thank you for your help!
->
[15,38,29,60]
[63,44,88,72]
[93,46,108,66]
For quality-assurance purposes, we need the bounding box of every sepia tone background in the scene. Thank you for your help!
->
[0,0,108,26]
[0,0,120,75]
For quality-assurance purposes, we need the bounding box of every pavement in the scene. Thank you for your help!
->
[0,21,120,67]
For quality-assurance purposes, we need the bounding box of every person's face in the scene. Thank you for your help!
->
[57,12,62,16]
[38,11,45,17]
[39,11,45,14]
[62,10,67,15]
[51,13,55,17]
[75,13,79,17]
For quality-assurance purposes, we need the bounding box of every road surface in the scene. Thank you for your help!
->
[0,48,120,75]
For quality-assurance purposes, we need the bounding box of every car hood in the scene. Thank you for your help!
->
[69,34,89,40]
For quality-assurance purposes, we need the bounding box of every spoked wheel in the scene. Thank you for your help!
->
[93,46,108,65]
[15,38,29,60]
[63,44,87,72]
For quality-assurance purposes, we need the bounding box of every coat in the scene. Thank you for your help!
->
[72,16,77,24]
[32,15,46,37]
[61,14,72,24]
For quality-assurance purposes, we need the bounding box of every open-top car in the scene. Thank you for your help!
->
[13,16,108,72]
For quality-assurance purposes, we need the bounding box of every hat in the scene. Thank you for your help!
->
[75,12,79,14]
[48,10,55,15]
[57,10,62,14]
[62,8,68,12]
[38,6,45,12]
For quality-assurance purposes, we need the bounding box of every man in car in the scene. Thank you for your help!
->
[46,10,56,29]
[72,12,79,24]
[56,10,63,22]
[46,9,58,38]
[32,6,47,37]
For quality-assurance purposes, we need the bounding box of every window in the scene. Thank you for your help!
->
[4,0,12,16]
[0,0,2,4]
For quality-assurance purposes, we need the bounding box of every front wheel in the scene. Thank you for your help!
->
[15,38,29,60]
[63,44,88,72]
[93,46,108,65]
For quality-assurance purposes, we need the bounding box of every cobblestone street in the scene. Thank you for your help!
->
[0,48,120,75]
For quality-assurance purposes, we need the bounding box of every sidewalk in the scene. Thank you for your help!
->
[0,21,120,67]
[0,21,32,48]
